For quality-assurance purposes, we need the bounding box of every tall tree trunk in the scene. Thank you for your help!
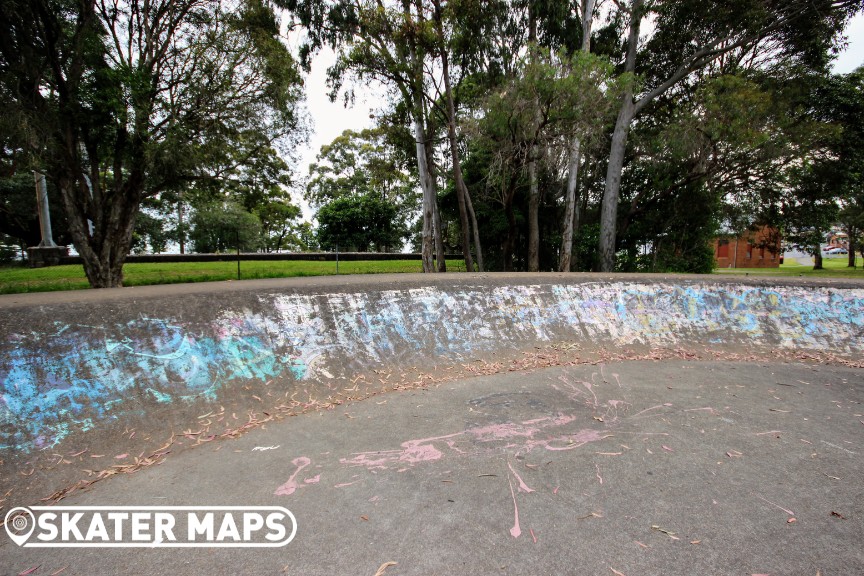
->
[178,200,186,255]
[813,247,823,270]
[847,226,857,268]
[559,0,593,272]
[54,120,142,288]
[598,0,642,272]
[57,173,139,288]
[527,151,540,271]
[407,38,436,273]
[423,114,447,272]
[413,111,436,273]
[559,137,581,271]
[502,177,518,271]
[526,5,540,272]
[433,0,474,272]
[465,187,484,271]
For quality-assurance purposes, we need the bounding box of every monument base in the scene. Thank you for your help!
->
[27,245,69,267]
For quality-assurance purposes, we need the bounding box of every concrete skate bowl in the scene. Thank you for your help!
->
[1,273,862,499]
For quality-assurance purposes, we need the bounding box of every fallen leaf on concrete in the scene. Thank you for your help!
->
[530,528,537,543]
[651,525,677,538]
[662,445,674,452]
[578,512,603,520]
[17,567,40,576]
[769,409,790,413]
[90,454,105,458]
[690,540,701,544]
[114,454,128,459]
[67,449,87,457]
[787,518,796,523]
[726,450,743,458]
[610,569,626,576]
[822,472,840,480]
[373,561,397,576]
[635,541,649,549]
[360,515,368,521]
[830,511,846,519]
[49,567,66,576]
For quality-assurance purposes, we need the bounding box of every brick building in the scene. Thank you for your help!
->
[713,226,781,269]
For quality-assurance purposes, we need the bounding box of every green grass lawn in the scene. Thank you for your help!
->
[713,255,864,278]
[0,259,468,294]
[1,254,861,294]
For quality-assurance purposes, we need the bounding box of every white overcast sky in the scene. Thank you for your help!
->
[291,12,864,218]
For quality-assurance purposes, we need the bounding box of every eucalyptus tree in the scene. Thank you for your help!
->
[596,0,862,271]
[0,0,304,287]
[471,48,620,270]
[284,0,450,271]
[559,0,595,272]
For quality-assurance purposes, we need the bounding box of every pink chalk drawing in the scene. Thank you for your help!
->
[337,413,614,473]
[274,457,311,496]
[508,478,522,539]
[304,474,321,484]
[508,462,535,493]
[339,432,462,469]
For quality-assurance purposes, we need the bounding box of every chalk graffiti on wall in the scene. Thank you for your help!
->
[1,282,863,453]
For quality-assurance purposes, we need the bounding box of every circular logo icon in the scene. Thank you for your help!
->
[4,507,35,546]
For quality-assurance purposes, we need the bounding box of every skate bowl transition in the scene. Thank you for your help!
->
[1,272,863,460]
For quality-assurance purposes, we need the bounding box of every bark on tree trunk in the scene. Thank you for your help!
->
[58,176,139,288]
[423,117,447,273]
[433,0,475,272]
[598,0,642,272]
[407,34,436,273]
[559,136,581,272]
[527,152,540,271]
[526,7,540,273]
[432,196,447,271]
[813,247,823,270]
[413,112,436,273]
[178,201,186,255]
[465,187,484,271]
[559,0,593,273]
[503,179,518,271]
[441,60,473,272]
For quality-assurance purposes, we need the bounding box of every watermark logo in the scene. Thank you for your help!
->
[4,506,296,548]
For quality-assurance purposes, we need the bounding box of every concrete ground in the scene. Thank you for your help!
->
[2,359,862,576]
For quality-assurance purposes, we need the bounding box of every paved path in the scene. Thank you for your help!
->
[2,359,862,575]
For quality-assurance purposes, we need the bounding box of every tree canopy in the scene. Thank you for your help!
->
[1,0,861,284]
[0,0,305,286]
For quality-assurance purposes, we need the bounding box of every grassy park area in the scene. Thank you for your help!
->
[0,255,860,295]
[0,258,469,294]
[714,256,864,278]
